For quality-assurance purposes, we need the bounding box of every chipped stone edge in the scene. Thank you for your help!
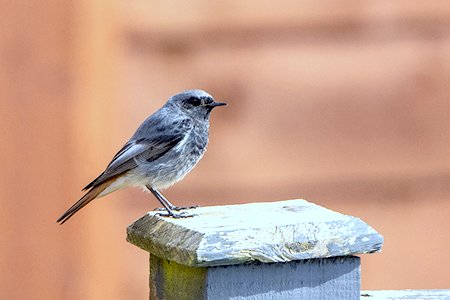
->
[127,213,384,268]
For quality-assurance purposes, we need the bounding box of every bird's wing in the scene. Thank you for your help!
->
[83,117,192,191]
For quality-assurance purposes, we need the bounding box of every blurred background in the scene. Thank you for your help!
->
[1,1,450,299]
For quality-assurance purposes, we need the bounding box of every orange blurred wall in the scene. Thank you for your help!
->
[1,1,450,299]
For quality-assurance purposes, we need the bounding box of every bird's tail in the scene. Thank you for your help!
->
[57,179,114,225]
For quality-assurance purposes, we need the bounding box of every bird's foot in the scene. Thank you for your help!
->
[172,205,200,211]
[153,205,199,212]
[155,211,196,219]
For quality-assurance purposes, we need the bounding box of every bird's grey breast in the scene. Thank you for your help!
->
[187,120,209,158]
[136,117,210,189]
[171,119,209,174]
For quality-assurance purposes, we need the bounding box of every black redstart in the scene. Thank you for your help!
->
[57,89,226,224]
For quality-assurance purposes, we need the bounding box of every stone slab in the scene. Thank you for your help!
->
[361,290,450,299]
[127,199,383,267]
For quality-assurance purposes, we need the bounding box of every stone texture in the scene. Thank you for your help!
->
[361,290,450,300]
[127,199,383,267]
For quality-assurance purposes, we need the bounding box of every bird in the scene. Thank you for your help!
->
[57,89,226,224]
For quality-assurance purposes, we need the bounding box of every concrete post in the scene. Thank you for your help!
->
[127,199,384,300]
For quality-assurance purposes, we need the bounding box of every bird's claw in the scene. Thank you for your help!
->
[153,205,199,212]
[173,205,200,211]
[155,211,196,218]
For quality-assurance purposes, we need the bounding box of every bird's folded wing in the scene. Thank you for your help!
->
[83,119,191,191]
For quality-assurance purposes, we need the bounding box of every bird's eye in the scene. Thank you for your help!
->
[186,97,201,107]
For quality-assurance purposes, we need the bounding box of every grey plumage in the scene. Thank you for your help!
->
[57,89,226,224]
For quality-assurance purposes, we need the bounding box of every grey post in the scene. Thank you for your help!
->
[127,199,384,300]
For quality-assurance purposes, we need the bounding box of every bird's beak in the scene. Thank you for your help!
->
[209,101,227,107]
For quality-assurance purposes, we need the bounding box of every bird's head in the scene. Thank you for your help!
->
[167,89,226,120]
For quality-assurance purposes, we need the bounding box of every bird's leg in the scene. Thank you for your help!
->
[151,188,199,211]
[150,188,177,210]
[146,186,195,218]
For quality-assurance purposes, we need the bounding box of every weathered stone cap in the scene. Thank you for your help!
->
[127,199,383,267]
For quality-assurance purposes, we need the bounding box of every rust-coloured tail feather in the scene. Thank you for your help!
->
[57,180,114,225]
